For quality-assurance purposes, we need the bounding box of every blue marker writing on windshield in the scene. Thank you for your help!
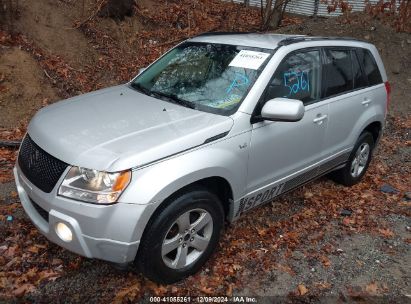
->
[226,73,249,94]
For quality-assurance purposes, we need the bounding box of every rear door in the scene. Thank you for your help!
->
[322,47,384,159]
[246,49,329,194]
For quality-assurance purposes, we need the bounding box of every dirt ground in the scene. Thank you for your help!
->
[0,48,59,128]
[0,0,410,302]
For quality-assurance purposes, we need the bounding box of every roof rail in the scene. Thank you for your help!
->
[195,31,260,37]
[278,36,365,46]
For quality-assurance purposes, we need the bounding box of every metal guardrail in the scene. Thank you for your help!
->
[230,0,390,17]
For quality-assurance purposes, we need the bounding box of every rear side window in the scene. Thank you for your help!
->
[264,50,321,105]
[356,48,382,86]
[323,49,353,98]
[352,50,368,89]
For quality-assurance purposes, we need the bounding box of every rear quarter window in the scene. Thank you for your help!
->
[356,48,383,86]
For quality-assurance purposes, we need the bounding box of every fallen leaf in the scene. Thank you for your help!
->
[319,255,331,267]
[0,85,8,93]
[399,201,411,207]
[68,257,82,270]
[34,244,47,249]
[226,283,234,297]
[314,282,332,289]
[200,286,214,295]
[365,282,378,295]
[0,245,7,253]
[12,283,35,297]
[275,263,296,276]
[113,283,140,304]
[230,240,243,246]
[26,267,38,278]
[5,245,18,258]
[171,286,178,293]
[36,270,61,284]
[378,228,394,238]
[51,258,63,265]
[27,246,39,254]
[342,217,354,226]
[297,284,309,296]
[154,285,168,295]
[304,192,314,199]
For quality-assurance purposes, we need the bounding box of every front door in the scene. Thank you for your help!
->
[246,49,328,195]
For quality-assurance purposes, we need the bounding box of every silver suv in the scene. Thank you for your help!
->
[14,33,390,283]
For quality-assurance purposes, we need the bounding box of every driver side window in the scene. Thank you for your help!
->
[264,50,321,105]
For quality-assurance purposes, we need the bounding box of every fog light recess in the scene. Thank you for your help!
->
[55,222,73,242]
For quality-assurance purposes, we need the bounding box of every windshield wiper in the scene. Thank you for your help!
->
[130,82,196,110]
[130,82,152,96]
[150,90,196,110]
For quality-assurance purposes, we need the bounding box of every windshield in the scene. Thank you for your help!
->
[130,42,274,115]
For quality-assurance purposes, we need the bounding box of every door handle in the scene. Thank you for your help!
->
[361,99,372,106]
[313,114,327,124]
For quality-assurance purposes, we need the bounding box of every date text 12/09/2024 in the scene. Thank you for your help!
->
[149,296,258,303]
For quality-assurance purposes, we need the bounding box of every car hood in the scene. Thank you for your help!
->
[28,85,234,171]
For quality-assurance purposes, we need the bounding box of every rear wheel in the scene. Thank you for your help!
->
[135,188,224,284]
[330,131,374,186]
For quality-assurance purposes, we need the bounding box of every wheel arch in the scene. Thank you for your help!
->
[362,121,382,144]
[134,175,234,260]
[149,176,234,220]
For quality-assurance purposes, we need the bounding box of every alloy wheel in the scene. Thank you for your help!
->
[350,143,370,178]
[161,208,213,269]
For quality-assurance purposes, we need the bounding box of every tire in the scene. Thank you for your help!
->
[330,131,374,186]
[135,187,224,284]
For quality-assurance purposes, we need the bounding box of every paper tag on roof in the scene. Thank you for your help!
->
[229,50,270,70]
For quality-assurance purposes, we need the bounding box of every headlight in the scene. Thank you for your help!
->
[58,167,131,204]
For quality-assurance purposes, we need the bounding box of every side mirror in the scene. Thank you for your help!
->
[261,98,305,122]
[138,67,146,75]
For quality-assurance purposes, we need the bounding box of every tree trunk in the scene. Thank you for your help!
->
[262,0,273,29]
[269,0,283,30]
[267,0,287,30]
[261,0,287,30]
[98,0,134,20]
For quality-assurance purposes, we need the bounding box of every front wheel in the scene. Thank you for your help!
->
[330,131,374,186]
[135,188,224,284]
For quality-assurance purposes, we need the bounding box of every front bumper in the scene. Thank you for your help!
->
[14,165,145,264]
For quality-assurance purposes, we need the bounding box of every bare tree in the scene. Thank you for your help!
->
[260,0,290,30]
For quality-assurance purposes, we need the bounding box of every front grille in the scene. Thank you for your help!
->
[18,135,68,193]
[29,197,49,222]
